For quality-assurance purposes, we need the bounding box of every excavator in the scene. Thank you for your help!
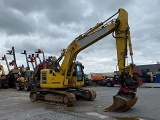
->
[0,54,20,88]
[30,8,139,112]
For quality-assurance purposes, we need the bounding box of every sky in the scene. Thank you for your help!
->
[0,0,160,74]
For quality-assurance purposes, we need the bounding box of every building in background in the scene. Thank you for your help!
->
[86,63,160,84]
[137,63,160,83]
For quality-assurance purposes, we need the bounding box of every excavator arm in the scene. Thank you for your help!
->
[103,9,139,112]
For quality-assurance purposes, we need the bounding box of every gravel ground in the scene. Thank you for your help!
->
[0,84,159,120]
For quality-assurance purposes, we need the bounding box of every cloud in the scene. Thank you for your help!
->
[0,0,160,74]
[0,1,36,35]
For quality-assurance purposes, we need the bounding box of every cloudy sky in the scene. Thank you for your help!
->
[0,0,160,74]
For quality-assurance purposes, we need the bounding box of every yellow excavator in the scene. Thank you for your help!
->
[15,65,34,91]
[30,8,139,111]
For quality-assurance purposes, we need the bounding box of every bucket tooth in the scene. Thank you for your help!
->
[104,95,138,112]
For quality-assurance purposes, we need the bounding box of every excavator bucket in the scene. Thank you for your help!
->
[104,95,138,112]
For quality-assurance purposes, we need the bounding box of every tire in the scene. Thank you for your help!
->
[106,82,113,87]
[15,82,21,90]
[99,81,107,86]
[111,83,114,87]
[24,82,31,91]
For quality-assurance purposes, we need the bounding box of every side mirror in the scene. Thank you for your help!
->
[82,65,84,69]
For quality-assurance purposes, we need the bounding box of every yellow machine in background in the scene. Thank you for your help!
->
[0,55,20,88]
[0,64,5,76]
[30,8,139,111]
[15,65,34,91]
[0,64,8,88]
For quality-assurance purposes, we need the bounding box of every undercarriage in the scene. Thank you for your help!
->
[30,88,96,107]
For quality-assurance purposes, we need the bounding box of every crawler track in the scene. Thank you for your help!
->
[68,88,96,100]
[30,88,96,107]
[30,89,76,106]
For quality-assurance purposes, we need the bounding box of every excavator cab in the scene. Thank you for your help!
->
[73,62,84,82]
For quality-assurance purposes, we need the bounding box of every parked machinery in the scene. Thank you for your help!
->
[15,49,49,91]
[6,47,20,88]
[15,65,34,91]
[30,8,139,112]
[15,50,39,91]
[91,73,105,86]
[0,54,19,88]
[7,46,18,69]
[21,50,30,70]
[99,67,142,87]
